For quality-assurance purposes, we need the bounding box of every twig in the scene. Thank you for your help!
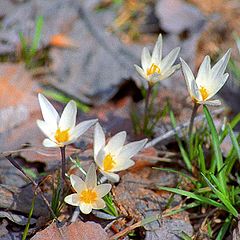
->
[6,155,58,220]
[145,108,224,148]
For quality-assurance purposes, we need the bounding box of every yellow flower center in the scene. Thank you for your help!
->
[103,153,116,172]
[199,86,208,101]
[147,63,161,76]
[55,128,70,143]
[79,189,97,204]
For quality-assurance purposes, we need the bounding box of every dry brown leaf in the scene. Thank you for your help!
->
[49,34,80,48]
[31,220,109,240]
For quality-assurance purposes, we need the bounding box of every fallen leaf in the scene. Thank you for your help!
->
[31,220,109,240]
[49,34,80,48]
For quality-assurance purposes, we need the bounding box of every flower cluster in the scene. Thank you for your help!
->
[135,34,231,105]
[37,94,147,214]
[36,34,231,215]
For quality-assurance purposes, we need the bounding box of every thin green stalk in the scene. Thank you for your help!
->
[60,146,66,199]
[143,84,153,133]
[188,102,199,142]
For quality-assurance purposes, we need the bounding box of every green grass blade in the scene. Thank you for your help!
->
[228,124,240,161]
[103,193,118,217]
[198,144,206,174]
[22,194,36,240]
[29,16,44,57]
[169,110,192,171]
[203,106,227,195]
[216,214,232,240]
[43,89,90,113]
[159,186,226,210]
[18,32,28,57]
[201,173,238,217]
[220,113,240,143]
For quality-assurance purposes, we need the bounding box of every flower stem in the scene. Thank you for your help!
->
[143,84,153,134]
[60,146,66,194]
[188,102,199,141]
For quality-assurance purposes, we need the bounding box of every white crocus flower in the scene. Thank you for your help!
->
[64,164,112,214]
[94,123,148,183]
[37,94,97,147]
[134,34,180,85]
[180,49,231,106]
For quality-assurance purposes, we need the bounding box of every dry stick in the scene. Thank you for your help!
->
[145,108,224,148]
[6,155,58,220]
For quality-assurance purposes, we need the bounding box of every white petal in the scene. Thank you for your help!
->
[160,47,180,71]
[113,159,135,172]
[64,193,79,206]
[95,148,105,169]
[211,49,231,80]
[159,64,180,81]
[152,34,162,63]
[141,47,151,72]
[79,203,92,214]
[206,73,229,100]
[70,119,98,141]
[42,138,58,148]
[198,99,221,106]
[134,65,147,79]
[195,55,211,87]
[180,58,198,99]
[58,100,77,130]
[118,138,147,159]
[105,131,126,156]
[85,163,97,189]
[100,170,120,183]
[70,174,86,193]
[38,94,59,130]
[36,120,53,139]
[92,199,106,209]
[94,123,106,160]
[95,184,112,198]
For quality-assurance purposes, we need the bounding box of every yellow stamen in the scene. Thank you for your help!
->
[147,63,161,76]
[79,189,97,204]
[103,154,116,172]
[55,128,70,143]
[199,86,208,101]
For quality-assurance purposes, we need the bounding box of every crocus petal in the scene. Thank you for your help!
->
[100,170,120,183]
[58,100,77,130]
[160,47,180,71]
[152,34,162,63]
[70,174,86,193]
[94,123,106,160]
[159,64,180,81]
[134,65,147,79]
[113,159,135,172]
[206,73,229,100]
[85,164,97,189]
[105,131,126,156]
[141,47,151,72]
[38,94,59,130]
[198,99,221,106]
[36,120,53,139]
[79,203,92,214]
[70,119,98,141]
[195,55,211,87]
[180,58,197,99]
[64,193,79,206]
[42,138,58,148]
[211,49,231,80]
[95,148,105,169]
[118,138,147,160]
[92,199,106,209]
[95,184,112,198]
